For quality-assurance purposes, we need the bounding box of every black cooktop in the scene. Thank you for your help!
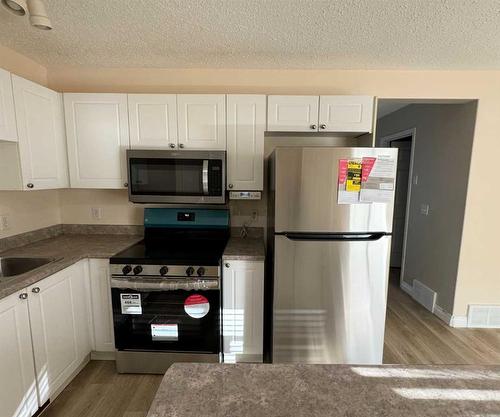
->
[110,239,227,266]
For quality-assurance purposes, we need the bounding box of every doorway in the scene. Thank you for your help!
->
[379,129,415,283]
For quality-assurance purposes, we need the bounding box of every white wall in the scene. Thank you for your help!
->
[376,102,477,314]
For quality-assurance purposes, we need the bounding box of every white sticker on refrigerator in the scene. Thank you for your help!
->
[120,294,142,315]
[359,156,397,203]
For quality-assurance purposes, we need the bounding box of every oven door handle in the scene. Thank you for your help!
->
[111,277,220,291]
[202,160,209,195]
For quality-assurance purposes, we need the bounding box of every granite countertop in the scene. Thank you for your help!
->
[0,234,142,300]
[147,363,500,417]
[223,236,265,261]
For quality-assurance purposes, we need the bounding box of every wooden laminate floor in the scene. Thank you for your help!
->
[383,269,500,365]
[40,360,162,417]
[42,271,500,417]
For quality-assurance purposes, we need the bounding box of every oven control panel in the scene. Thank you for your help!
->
[110,264,220,278]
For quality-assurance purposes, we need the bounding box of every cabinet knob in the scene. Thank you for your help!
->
[124,182,128,187]
[179,143,185,149]
[310,124,317,130]
[320,124,327,130]
[225,263,230,268]
[19,293,28,300]
[27,183,34,189]
[228,183,233,189]
[169,143,176,149]
[31,287,40,294]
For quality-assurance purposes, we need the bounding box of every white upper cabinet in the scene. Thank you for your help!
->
[0,68,17,142]
[128,94,178,149]
[319,95,374,133]
[0,290,38,417]
[12,75,69,190]
[267,95,319,132]
[177,94,226,150]
[64,93,130,188]
[226,95,265,191]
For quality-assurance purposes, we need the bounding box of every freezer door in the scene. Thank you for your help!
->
[272,147,397,233]
[272,234,391,364]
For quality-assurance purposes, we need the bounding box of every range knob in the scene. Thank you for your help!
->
[133,265,143,275]
[159,266,169,276]
[122,265,132,275]
[186,266,195,277]
[197,267,205,277]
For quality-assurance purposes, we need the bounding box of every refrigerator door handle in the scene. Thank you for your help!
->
[280,232,388,241]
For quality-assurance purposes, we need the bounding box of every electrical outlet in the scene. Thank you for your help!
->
[0,215,9,231]
[91,207,103,220]
[251,210,258,221]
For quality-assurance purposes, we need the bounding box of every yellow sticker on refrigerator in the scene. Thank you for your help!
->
[346,160,362,192]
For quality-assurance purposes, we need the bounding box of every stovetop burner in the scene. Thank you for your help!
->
[109,207,230,278]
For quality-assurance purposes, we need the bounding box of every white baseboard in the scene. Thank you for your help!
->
[412,279,437,312]
[450,315,468,328]
[400,280,413,296]
[433,304,452,325]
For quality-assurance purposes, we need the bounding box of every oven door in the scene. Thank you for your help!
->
[112,286,220,353]
[127,149,225,204]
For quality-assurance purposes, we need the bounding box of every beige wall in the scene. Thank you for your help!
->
[0,190,61,238]
[376,103,477,314]
[1,46,498,315]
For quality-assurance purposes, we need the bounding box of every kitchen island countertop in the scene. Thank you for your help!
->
[147,363,500,417]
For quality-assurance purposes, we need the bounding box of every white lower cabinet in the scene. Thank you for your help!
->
[88,258,115,352]
[28,260,91,405]
[0,290,38,417]
[222,260,264,363]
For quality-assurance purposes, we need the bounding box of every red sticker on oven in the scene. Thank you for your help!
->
[184,294,210,319]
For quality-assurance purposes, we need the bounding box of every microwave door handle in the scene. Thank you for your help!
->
[202,160,209,195]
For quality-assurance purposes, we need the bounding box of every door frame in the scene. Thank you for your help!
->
[379,128,416,288]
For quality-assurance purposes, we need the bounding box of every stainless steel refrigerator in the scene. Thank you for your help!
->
[265,147,398,365]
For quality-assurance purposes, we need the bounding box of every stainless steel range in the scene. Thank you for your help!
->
[109,208,229,374]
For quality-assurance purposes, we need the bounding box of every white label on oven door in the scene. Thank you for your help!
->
[151,324,178,341]
[120,294,142,314]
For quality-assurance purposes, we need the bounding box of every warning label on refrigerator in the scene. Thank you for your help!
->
[338,159,362,204]
[120,293,142,315]
[359,156,396,203]
[338,156,396,204]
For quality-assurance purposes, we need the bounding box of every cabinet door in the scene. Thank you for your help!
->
[128,94,178,149]
[0,290,38,417]
[12,75,69,190]
[267,95,319,132]
[177,94,226,149]
[226,95,265,191]
[319,95,374,133]
[0,68,17,142]
[64,93,129,188]
[28,262,90,403]
[222,260,264,363]
[88,259,115,352]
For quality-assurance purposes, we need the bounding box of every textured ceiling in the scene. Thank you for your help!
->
[0,0,500,69]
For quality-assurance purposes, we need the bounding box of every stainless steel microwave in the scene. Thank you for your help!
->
[127,149,226,204]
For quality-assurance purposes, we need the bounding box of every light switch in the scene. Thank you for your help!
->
[413,175,419,185]
[420,204,429,216]
[0,215,9,231]
[91,207,103,220]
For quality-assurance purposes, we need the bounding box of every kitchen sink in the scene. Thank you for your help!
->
[0,257,57,279]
